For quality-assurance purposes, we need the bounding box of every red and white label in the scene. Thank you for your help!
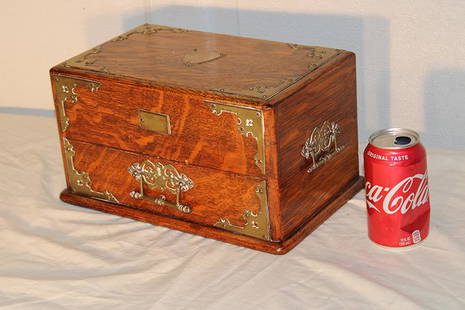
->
[365,172,429,215]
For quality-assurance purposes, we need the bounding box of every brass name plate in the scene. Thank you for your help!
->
[139,110,171,134]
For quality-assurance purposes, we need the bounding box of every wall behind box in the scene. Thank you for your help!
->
[1,0,464,149]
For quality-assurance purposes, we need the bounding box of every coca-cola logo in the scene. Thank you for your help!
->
[365,172,429,214]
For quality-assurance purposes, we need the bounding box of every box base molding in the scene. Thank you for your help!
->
[59,176,364,255]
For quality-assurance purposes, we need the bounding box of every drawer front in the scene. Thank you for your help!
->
[61,137,271,241]
[51,74,266,177]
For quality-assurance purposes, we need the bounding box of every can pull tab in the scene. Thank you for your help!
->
[394,136,412,145]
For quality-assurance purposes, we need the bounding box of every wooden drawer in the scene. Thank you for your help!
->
[53,74,265,178]
[62,138,271,240]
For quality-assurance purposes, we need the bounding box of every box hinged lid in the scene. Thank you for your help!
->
[58,24,343,103]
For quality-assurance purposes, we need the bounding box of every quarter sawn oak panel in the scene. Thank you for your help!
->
[61,78,263,177]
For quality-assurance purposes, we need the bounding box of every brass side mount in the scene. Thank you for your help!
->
[301,121,345,173]
[63,138,118,203]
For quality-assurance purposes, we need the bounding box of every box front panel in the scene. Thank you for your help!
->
[50,73,266,178]
[276,53,360,238]
[59,138,272,241]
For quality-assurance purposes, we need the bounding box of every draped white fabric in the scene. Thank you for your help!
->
[1,113,464,310]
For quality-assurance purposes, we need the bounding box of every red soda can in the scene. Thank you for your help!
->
[364,128,430,247]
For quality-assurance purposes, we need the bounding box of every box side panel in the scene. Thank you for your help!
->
[276,53,360,238]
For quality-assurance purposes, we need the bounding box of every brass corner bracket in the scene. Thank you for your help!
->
[210,45,341,100]
[53,74,100,132]
[63,24,188,72]
[111,24,188,42]
[63,138,118,203]
[205,101,266,174]
[215,181,271,241]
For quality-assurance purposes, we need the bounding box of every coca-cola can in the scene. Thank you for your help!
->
[364,128,430,247]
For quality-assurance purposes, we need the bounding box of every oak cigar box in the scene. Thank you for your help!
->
[50,24,363,254]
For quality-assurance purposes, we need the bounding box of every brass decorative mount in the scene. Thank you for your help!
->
[301,121,345,173]
[62,24,188,72]
[205,101,266,175]
[128,160,194,214]
[63,138,118,203]
[52,75,100,132]
[215,181,271,241]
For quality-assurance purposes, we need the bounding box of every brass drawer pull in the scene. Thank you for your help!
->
[128,160,194,213]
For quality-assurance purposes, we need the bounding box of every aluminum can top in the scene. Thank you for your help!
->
[369,128,419,150]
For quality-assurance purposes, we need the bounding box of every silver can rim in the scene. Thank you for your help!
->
[368,127,420,149]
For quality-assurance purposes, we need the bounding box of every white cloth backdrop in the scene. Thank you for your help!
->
[1,113,464,310]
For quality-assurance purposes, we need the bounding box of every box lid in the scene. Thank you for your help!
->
[57,24,343,104]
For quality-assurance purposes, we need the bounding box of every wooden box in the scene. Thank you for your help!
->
[50,24,363,254]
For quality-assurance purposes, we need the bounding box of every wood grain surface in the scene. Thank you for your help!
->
[57,77,263,177]
[57,24,342,103]
[50,24,363,253]
[276,52,360,238]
